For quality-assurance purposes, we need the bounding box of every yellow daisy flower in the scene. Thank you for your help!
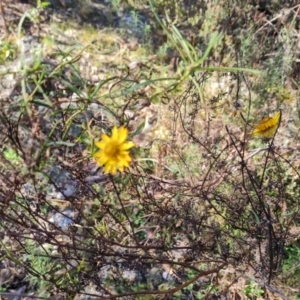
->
[94,126,135,175]
[252,111,281,139]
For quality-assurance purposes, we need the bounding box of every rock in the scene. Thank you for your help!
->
[75,283,107,300]
[121,269,139,282]
[117,11,151,40]
[46,166,80,200]
[48,208,76,230]
[146,267,163,289]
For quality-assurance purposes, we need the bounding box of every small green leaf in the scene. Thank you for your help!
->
[32,100,52,108]
[131,122,145,138]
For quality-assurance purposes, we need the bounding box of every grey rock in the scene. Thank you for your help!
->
[46,166,80,200]
[48,209,76,230]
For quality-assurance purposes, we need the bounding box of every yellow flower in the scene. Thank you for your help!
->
[252,111,281,138]
[94,126,135,175]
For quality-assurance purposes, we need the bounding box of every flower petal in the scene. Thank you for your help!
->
[252,111,280,138]
[101,134,111,143]
[118,126,129,143]
[95,141,106,149]
[111,126,119,140]
[120,141,135,150]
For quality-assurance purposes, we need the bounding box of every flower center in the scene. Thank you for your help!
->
[104,142,120,158]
